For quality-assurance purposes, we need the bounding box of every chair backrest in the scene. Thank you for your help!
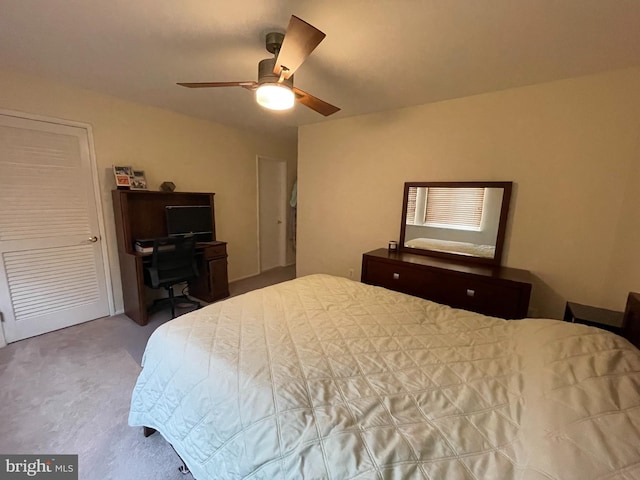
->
[147,235,198,289]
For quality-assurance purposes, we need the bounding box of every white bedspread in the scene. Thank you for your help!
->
[129,274,640,480]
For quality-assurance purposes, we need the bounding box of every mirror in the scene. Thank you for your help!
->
[399,181,512,265]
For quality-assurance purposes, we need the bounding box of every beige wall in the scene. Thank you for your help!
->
[298,67,640,319]
[0,68,297,314]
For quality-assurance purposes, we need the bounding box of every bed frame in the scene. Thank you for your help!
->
[623,291,640,349]
[142,427,190,475]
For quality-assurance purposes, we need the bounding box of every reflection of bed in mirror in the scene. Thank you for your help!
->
[405,237,495,258]
[400,181,512,266]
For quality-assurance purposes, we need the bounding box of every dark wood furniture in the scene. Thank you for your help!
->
[563,301,624,334]
[623,292,640,349]
[361,248,533,319]
[569,293,640,350]
[188,241,230,302]
[112,190,229,325]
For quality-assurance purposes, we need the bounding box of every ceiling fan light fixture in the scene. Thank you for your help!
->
[256,83,295,111]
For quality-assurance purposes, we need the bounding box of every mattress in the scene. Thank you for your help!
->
[129,274,640,479]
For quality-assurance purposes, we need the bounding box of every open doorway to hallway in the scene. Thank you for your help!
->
[257,156,289,272]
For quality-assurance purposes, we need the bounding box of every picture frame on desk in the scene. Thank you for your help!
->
[130,170,147,190]
[113,165,133,189]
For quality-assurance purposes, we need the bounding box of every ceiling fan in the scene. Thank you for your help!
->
[177,15,340,116]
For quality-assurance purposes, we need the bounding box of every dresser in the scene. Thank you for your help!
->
[361,248,533,319]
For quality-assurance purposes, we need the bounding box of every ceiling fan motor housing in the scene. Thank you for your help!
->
[258,57,293,88]
[265,32,285,54]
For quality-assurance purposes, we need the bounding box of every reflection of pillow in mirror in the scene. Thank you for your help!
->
[405,238,495,258]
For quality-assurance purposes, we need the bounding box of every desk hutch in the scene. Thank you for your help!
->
[112,189,229,325]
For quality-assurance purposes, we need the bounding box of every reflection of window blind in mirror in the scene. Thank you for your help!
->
[425,188,485,230]
[406,187,417,225]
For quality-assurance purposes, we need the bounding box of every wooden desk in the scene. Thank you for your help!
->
[112,190,229,325]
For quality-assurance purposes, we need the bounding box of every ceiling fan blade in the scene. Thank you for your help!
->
[274,15,326,79]
[177,81,257,90]
[293,87,340,116]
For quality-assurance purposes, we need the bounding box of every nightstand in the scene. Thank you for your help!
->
[563,301,624,334]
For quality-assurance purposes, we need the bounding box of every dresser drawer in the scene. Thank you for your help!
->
[362,250,532,319]
[203,243,227,258]
[364,258,419,296]
[442,275,527,319]
[363,258,450,300]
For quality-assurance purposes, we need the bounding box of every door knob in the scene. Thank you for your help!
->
[89,236,98,243]
[277,220,283,224]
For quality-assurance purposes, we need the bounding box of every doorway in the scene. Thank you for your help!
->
[0,111,113,344]
[257,156,287,272]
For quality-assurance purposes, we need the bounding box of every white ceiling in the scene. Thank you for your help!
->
[1,0,639,141]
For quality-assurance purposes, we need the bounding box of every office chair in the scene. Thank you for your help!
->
[144,235,201,319]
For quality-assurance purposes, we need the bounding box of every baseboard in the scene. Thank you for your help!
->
[258,264,295,275]
[230,263,296,284]
[228,270,261,284]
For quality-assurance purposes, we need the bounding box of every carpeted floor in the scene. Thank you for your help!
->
[0,265,295,480]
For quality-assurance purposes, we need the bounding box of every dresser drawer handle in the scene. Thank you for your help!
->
[466,289,475,297]
[393,273,400,280]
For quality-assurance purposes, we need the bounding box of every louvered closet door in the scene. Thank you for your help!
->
[0,114,110,343]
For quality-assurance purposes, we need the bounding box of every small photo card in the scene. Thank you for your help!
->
[113,165,133,188]
[130,170,148,190]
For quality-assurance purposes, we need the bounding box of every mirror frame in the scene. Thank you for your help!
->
[399,181,513,266]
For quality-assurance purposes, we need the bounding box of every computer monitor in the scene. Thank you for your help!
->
[165,205,213,242]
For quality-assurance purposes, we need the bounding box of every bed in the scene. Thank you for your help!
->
[129,274,640,479]
[404,238,496,258]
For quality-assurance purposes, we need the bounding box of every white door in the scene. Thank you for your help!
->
[258,157,287,272]
[0,113,111,343]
